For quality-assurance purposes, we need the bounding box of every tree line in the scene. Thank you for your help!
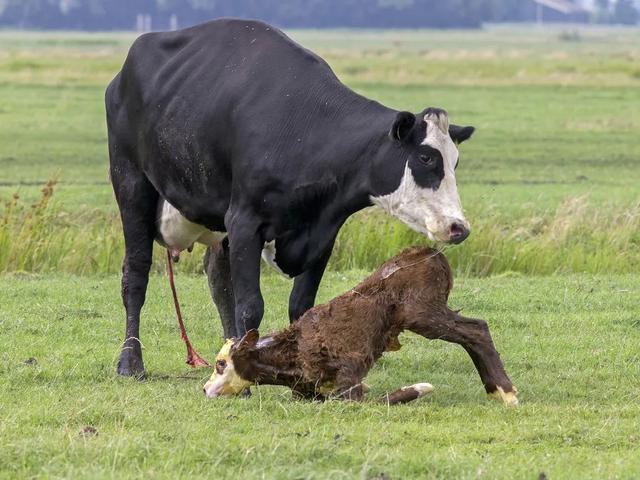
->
[0,0,637,30]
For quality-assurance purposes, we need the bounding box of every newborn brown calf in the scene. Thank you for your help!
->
[204,246,517,405]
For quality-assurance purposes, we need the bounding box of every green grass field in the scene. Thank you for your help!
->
[1,26,639,479]
[2,272,639,478]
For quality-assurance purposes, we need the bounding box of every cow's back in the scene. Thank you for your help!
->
[114,18,342,141]
[107,19,359,225]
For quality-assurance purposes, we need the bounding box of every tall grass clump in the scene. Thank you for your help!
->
[1,180,113,274]
[331,196,640,276]
[0,180,207,275]
[0,180,61,272]
[1,183,638,276]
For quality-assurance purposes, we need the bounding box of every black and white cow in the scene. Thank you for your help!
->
[106,18,475,377]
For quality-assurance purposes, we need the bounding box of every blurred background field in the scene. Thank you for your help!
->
[1,26,639,275]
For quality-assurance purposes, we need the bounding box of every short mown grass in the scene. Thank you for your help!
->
[1,272,639,478]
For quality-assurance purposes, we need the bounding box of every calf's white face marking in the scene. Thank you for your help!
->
[371,113,470,243]
[203,339,250,398]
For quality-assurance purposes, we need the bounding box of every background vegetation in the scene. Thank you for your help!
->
[0,0,638,30]
[1,27,639,276]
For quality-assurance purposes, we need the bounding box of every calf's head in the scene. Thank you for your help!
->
[203,338,251,398]
[371,108,474,244]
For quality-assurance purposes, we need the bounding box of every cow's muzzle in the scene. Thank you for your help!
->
[448,221,470,244]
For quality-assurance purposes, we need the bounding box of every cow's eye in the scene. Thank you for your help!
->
[419,155,437,168]
[215,359,227,374]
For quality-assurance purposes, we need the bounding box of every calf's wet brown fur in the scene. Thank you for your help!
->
[224,246,516,404]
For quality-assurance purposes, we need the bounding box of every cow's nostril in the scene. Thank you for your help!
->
[449,222,470,244]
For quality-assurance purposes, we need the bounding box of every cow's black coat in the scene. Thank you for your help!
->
[106,18,473,377]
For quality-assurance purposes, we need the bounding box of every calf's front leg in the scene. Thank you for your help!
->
[409,309,518,405]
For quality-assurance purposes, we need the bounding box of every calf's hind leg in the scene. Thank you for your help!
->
[409,310,518,405]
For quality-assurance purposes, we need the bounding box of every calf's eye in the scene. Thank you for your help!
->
[215,359,227,374]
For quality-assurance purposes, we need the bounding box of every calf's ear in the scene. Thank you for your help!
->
[235,329,259,351]
[448,124,475,145]
[390,111,416,143]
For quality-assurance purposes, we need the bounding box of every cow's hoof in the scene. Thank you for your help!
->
[488,386,519,406]
[117,354,145,379]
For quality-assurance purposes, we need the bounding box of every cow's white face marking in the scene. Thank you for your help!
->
[371,113,470,243]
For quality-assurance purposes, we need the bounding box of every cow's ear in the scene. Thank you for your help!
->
[390,111,416,143]
[449,124,475,145]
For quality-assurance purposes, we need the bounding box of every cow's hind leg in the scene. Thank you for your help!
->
[203,237,237,339]
[111,161,158,378]
[409,310,518,405]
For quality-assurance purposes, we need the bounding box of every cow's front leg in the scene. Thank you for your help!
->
[226,214,265,336]
[203,237,237,339]
[288,241,334,322]
[408,310,518,405]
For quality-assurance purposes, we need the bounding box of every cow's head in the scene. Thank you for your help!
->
[203,338,251,398]
[371,108,474,244]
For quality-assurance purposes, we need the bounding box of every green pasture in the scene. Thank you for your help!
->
[1,272,639,479]
[0,26,639,479]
